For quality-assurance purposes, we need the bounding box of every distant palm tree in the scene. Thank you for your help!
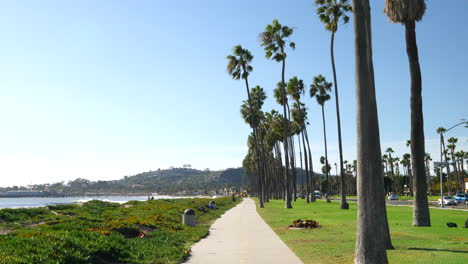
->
[310,74,332,202]
[386,148,395,192]
[437,127,451,195]
[402,153,411,192]
[424,153,432,195]
[454,150,466,183]
[382,154,389,175]
[314,0,352,210]
[352,0,391,260]
[447,137,460,192]
[260,19,295,209]
[384,0,429,227]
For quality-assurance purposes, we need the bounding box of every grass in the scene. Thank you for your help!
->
[256,199,467,264]
[330,195,442,201]
[0,197,240,264]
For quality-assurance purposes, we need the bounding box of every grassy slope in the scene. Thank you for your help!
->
[0,197,240,264]
[256,199,467,264]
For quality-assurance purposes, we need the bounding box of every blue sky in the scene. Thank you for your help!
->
[0,0,466,187]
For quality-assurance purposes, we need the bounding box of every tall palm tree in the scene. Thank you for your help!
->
[352,0,391,261]
[314,0,352,210]
[260,19,295,208]
[227,45,265,207]
[384,0,429,227]
[310,74,332,202]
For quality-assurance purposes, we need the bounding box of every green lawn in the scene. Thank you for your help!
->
[330,195,442,201]
[256,199,467,264]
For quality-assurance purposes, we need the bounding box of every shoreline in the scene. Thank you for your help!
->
[0,195,213,209]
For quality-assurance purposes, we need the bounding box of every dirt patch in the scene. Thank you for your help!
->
[288,219,320,229]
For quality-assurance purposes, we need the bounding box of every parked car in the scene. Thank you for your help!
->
[438,196,456,206]
[314,190,321,199]
[308,191,322,199]
[454,193,468,204]
[388,194,398,201]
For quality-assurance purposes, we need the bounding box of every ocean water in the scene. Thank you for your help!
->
[0,195,187,209]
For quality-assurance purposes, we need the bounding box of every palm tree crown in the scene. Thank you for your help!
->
[436,127,446,134]
[259,19,295,61]
[286,76,305,101]
[226,45,253,80]
[315,0,352,32]
[384,0,426,24]
[310,74,332,106]
[273,82,288,106]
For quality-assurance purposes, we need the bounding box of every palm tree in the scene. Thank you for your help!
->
[386,148,396,193]
[424,153,432,195]
[310,74,332,202]
[454,150,466,182]
[382,154,388,176]
[393,157,401,193]
[227,45,265,207]
[260,19,295,208]
[287,77,315,202]
[314,0,352,210]
[437,127,451,195]
[352,0,391,261]
[384,0,429,227]
[447,137,460,192]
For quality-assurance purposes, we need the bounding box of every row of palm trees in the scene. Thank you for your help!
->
[229,0,459,262]
[228,0,354,210]
[381,143,467,196]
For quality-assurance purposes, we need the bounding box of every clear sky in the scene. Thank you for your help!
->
[0,0,466,187]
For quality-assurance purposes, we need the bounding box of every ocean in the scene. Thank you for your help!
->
[0,195,188,209]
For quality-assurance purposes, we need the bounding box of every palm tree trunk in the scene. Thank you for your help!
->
[389,155,395,193]
[426,160,432,195]
[450,150,460,192]
[298,134,304,196]
[301,131,310,202]
[353,0,391,262]
[321,105,331,202]
[441,140,451,195]
[331,30,349,209]
[281,58,292,209]
[405,20,430,226]
[289,135,297,202]
[304,127,315,202]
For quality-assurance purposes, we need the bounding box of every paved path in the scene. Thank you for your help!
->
[185,198,303,264]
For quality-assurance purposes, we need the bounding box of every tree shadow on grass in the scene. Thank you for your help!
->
[407,248,468,254]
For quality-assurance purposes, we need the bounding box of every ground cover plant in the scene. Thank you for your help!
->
[256,199,467,264]
[0,197,240,264]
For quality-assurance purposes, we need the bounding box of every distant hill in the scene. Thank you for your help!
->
[120,167,245,192]
[1,167,331,195]
[0,168,246,195]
